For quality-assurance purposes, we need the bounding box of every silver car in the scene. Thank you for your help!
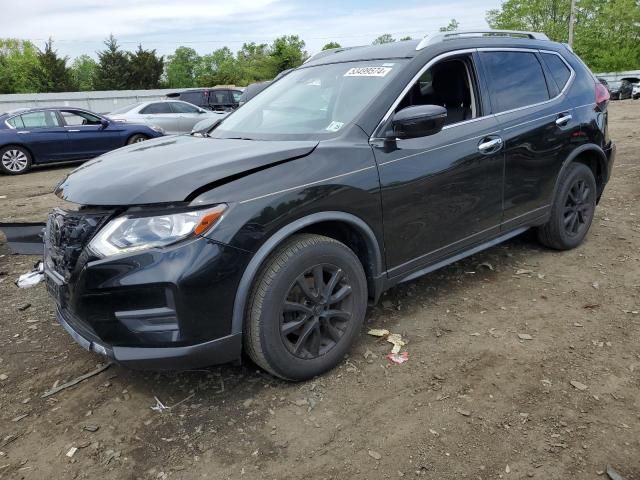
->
[107,100,226,134]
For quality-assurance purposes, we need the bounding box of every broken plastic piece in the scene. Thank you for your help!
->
[386,333,405,354]
[386,352,409,364]
[367,328,390,337]
[16,261,44,288]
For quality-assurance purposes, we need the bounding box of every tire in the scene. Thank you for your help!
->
[127,134,148,145]
[537,162,597,250]
[0,145,32,175]
[244,234,367,381]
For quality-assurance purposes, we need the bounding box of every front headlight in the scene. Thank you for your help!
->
[88,204,226,257]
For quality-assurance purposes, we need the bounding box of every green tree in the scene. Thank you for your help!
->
[269,35,308,72]
[486,0,640,71]
[70,55,97,91]
[322,41,342,50]
[439,18,460,32]
[94,35,131,90]
[196,47,240,85]
[372,34,396,44]
[236,42,274,83]
[128,45,164,89]
[165,46,200,88]
[399,36,413,41]
[34,38,76,92]
[0,39,40,93]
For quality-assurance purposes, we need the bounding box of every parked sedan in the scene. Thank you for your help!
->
[633,82,640,99]
[108,100,227,134]
[608,80,633,100]
[0,107,163,174]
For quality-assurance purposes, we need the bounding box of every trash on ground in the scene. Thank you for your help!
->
[368,450,382,460]
[386,352,409,364]
[515,269,534,275]
[16,261,44,288]
[518,333,533,340]
[41,363,112,398]
[367,328,390,337]
[570,380,588,391]
[386,333,405,354]
[151,396,169,412]
[477,262,495,271]
[66,447,78,458]
[456,408,471,417]
[606,465,626,480]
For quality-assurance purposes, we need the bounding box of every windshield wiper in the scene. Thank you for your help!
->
[226,137,255,141]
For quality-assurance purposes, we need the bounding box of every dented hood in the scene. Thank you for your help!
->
[55,135,318,205]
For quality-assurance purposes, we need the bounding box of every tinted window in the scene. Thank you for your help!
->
[17,111,60,128]
[209,91,230,105]
[141,103,173,114]
[170,102,200,114]
[541,53,572,91]
[480,52,550,113]
[61,110,102,126]
[231,90,243,102]
[180,92,202,105]
[7,115,25,128]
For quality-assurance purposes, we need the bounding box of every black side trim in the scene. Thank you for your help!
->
[231,211,383,334]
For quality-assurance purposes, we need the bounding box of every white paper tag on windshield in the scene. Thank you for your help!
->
[326,121,344,132]
[344,66,392,77]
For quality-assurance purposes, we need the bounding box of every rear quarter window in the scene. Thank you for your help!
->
[480,51,550,113]
[541,52,572,91]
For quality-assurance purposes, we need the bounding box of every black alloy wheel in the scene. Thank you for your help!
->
[563,178,593,237]
[245,234,367,381]
[280,264,354,359]
[537,162,596,250]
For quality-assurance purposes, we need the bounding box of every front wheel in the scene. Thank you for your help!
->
[537,162,597,250]
[127,134,148,145]
[244,234,368,381]
[0,146,32,175]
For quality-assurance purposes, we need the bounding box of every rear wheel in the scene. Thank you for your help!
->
[0,146,32,175]
[244,234,367,381]
[537,162,596,250]
[127,134,148,145]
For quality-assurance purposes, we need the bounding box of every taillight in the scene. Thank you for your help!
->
[595,82,610,108]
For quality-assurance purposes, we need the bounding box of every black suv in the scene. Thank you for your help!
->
[166,88,243,111]
[48,30,615,380]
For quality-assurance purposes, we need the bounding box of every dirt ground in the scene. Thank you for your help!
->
[0,101,638,480]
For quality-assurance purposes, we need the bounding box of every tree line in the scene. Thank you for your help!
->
[0,0,638,94]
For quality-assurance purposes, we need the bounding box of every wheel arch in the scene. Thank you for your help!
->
[231,211,384,335]
[554,144,608,202]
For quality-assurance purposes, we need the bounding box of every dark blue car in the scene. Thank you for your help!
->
[0,107,164,174]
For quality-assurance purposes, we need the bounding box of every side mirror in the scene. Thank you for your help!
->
[390,105,447,139]
[100,118,110,129]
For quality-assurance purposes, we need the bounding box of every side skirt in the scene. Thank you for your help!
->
[384,227,529,288]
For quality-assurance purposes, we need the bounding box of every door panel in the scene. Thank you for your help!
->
[373,116,504,277]
[9,111,69,162]
[66,126,123,158]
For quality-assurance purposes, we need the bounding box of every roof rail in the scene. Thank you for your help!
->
[304,46,364,64]
[416,29,550,50]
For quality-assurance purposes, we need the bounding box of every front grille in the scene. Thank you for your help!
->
[45,208,112,281]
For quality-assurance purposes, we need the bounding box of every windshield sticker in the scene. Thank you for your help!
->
[344,66,392,77]
[326,121,344,132]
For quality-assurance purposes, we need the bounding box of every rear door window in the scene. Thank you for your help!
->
[179,92,202,106]
[14,111,60,128]
[170,102,200,113]
[140,103,173,114]
[209,91,231,106]
[541,52,572,92]
[480,51,550,113]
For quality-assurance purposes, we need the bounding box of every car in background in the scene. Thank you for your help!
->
[608,79,633,100]
[238,81,271,107]
[108,100,227,135]
[633,82,640,99]
[0,107,163,174]
[166,88,243,112]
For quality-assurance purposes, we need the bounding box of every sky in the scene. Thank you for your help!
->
[0,0,504,59]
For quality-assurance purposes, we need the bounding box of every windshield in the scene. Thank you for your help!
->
[109,103,142,115]
[211,60,407,140]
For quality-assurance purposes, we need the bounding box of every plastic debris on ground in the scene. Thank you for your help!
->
[606,465,626,480]
[386,333,405,354]
[16,261,44,288]
[386,351,409,364]
[367,328,390,337]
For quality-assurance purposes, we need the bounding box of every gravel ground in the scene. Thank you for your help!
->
[0,100,638,480]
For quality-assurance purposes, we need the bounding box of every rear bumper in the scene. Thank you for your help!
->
[604,141,616,185]
[56,305,242,370]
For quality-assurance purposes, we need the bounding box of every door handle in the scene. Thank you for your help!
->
[555,114,572,126]
[478,137,503,154]
[17,131,30,134]
[68,129,81,132]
